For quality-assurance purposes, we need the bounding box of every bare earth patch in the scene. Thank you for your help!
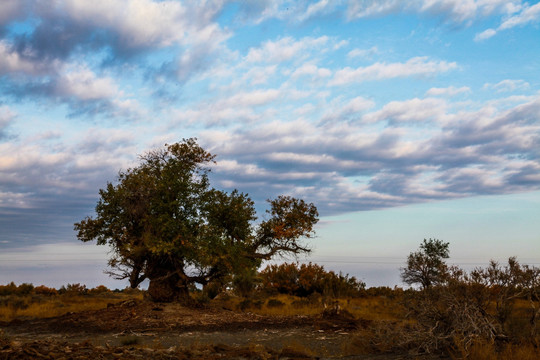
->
[0,300,446,359]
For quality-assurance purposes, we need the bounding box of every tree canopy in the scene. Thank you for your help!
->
[74,139,318,302]
[401,238,450,289]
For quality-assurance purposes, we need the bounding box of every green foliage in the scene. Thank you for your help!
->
[74,138,319,302]
[401,238,449,289]
[260,262,365,298]
[232,267,260,298]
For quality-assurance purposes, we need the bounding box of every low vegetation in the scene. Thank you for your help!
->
[0,283,142,322]
[1,240,539,359]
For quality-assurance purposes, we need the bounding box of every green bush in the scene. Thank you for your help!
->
[232,268,260,298]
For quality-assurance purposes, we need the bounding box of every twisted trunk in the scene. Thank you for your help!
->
[147,274,190,303]
[146,259,192,304]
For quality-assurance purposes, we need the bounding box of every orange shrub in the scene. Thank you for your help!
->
[34,285,58,296]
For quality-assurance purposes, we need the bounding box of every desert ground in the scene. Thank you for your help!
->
[0,289,449,360]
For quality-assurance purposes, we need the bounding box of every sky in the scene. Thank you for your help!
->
[1,0,539,289]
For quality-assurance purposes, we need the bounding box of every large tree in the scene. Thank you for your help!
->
[401,238,450,289]
[75,139,318,302]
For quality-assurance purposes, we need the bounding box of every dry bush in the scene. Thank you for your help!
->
[451,341,540,360]
[0,282,34,296]
[59,283,88,295]
[400,259,540,356]
[34,285,58,296]
[350,320,423,355]
[88,285,110,294]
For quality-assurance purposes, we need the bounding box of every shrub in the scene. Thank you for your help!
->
[16,283,34,296]
[260,262,365,298]
[0,282,18,296]
[203,281,224,300]
[34,285,58,296]
[89,285,110,294]
[401,258,540,355]
[0,282,35,296]
[232,268,260,298]
[61,283,88,295]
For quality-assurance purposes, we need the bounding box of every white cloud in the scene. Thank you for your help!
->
[420,0,479,24]
[60,0,223,49]
[172,89,282,126]
[363,97,449,124]
[346,0,403,19]
[221,89,281,108]
[474,28,497,41]
[347,46,379,59]
[0,41,52,75]
[347,0,523,25]
[291,63,332,79]
[320,96,376,124]
[475,2,540,40]
[0,191,34,209]
[241,65,278,85]
[330,57,458,85]
[245,36,329,64]
[499,2,540,30]
[298,0,336,21]
[55,66,119,101]
[483,79,530,93]
[426,86,471,96]
[0,106,16,130]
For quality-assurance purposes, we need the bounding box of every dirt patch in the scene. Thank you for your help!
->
[3,299,320,335]
[0,300,446,359]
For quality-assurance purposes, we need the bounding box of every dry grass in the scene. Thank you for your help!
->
[213,293,405,322]
[3,286,539,359]
[0,292,143,322]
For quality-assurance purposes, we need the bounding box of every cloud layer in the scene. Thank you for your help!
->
[0,0,539,249]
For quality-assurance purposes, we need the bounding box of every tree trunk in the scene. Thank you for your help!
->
[147,273,192,303]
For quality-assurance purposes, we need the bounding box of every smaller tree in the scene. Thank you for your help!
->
[401,238,449,289]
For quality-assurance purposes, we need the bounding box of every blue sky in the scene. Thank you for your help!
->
[1,0,539,288]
